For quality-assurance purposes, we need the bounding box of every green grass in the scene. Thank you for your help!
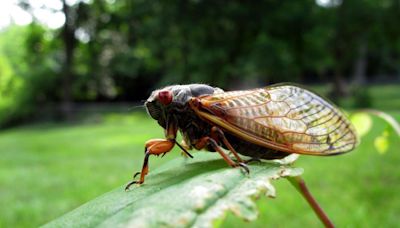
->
[1,111,399,227]
[0,113,181,227]
[309,84,400,110]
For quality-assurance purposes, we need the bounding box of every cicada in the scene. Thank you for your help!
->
[125,84,358,189]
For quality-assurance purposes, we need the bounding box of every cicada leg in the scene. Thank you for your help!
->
[195,136,249,174]
[244,157,262,164]
[175,140,193,158]
[210,126,244,163]
[125,139,175,190]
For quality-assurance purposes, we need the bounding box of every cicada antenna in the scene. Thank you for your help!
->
[128,100,146,111]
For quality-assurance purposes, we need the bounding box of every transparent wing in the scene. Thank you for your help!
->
[196,85,358,155]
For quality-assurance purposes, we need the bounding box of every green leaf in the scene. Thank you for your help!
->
[350,112,373,137]
[43,153,302,228]
[352,110,400,137]
[351,109,400,154]
[374,131,390,154]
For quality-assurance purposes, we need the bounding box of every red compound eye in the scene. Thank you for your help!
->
[158,90,173,105]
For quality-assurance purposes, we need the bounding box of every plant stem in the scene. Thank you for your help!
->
[352,109,400,136]
[288,176,334,228]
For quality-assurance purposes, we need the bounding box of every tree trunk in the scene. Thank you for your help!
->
[60,0,76,120]
[331,2,350,99]
[332,71,349,97]
[352,42,368,85]
[332,45,349,98]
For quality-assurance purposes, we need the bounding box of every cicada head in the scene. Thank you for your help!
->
[145,84,223,128]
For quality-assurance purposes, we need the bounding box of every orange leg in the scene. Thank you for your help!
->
[210,126,244,163]
[195,136,249,173]
[125,139,174,190]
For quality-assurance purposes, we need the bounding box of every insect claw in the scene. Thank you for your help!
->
[125,180,143,191]
[133,172,141,178]
[238,162,250,174]
[245,157,262,164]
[125,183,133,191]
[161,152,166,158]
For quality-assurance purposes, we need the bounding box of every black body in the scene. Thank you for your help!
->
[145,84,288,160]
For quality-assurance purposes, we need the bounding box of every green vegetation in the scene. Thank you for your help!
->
[310,84,400,110]
[1,0,400,126]
[0,113,167,227]
[1,106,399,227]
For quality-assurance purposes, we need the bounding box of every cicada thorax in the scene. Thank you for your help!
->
[174,107,214,151]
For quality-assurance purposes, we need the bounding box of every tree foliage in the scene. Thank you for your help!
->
[0,0,400,126]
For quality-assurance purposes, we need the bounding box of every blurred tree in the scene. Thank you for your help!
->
[59,0,77,120]
[17,0,92,119]
[320,0,400,97]
[0,53,22,124]
[1,0,399,126]
[0,24,59,126]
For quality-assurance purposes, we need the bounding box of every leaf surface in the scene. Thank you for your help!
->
[44,153,302,228]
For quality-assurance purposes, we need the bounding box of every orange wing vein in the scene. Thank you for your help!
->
[191,85,358,155]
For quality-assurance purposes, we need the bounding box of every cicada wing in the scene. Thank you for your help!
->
[193,85,358,155]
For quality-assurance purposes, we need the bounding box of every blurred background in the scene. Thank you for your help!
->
[0,0,399,227]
